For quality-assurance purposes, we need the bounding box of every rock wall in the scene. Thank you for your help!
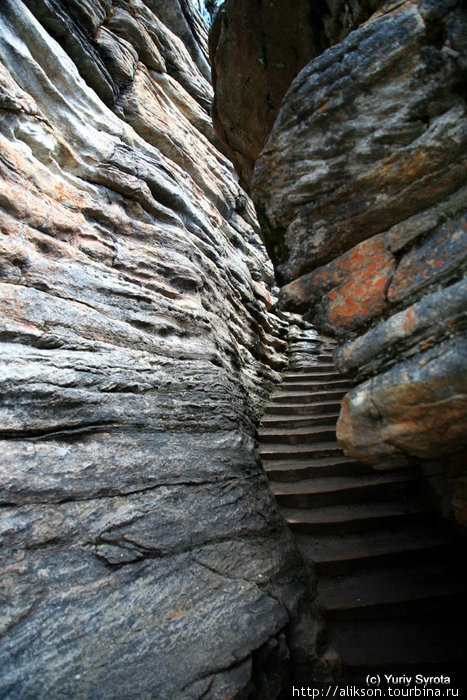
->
[0,1,309,696]
[213,0,467,522]
[209,0,383,190]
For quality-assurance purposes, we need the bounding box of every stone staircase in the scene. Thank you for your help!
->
[259,323,467,687]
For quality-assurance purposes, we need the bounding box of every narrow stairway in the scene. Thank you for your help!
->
[259,322,467,688]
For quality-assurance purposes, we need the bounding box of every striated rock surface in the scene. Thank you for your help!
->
[209,0,383,190]
[0,1,309,696]
[248,0,467,507]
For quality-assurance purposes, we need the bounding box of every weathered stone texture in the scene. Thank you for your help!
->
[209,0,384,189]
[337,335,467,469]
[249,0,467,493]
[253,0,467,279]
[0,0,307,696]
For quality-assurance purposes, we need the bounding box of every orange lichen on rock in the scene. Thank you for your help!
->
[280,235,396,334]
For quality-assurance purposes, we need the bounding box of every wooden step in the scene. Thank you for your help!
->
[282,372,343,384]
[260,441,343,461]
[319,561,467,620]
[285,365,337,377]
[258,424,337,444]
[279,379,352,392]
[266,400,343,415]
[294,525,454,575]
[271,472,421,508]
[283,501,432,537]
[260,413,340,429]
[271,389,347,404]
[331,617,467,672]
[263,456,371,481]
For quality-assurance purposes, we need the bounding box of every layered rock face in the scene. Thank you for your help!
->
[0,1,308,696]
[209,0,383,189]
[212,0,467,518]
[252,0,467,507]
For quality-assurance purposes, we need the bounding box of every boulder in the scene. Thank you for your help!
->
[337,336,467,469]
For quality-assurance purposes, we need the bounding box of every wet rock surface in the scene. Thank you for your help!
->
[0,1,308,696]
[248,0,467,492]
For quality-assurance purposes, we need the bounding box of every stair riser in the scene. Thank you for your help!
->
[272,391,347,404]
[309,542,457,577]
[280,382,352,392]
[285,376,342,385]
[324,594,467,623]
[261,415,340,429]
[288,511,430,537]
[264,462,371,481]
[261,447,343,461]
[258,430,337,444]
[275,481,420,508]
[267,402,342,415]
[285,368,338,377]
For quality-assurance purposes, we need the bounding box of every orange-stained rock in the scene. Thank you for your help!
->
[280,235,395,336]
[335,277,467,376]
[388,212,467,303]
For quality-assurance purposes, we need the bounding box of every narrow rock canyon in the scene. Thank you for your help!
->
[1,0,466,696]
[211,0,467,522]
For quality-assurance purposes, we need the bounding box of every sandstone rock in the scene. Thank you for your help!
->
[336,277,467,377]
[247,0,467,498]
[253,0,467,279]
[388,211,467,304]
[145,0,212,80]
[279,235,396,336]
[0,0,308,695]
[336,336,467,469]
[209,0,383,189]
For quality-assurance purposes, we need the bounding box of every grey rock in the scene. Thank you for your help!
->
[252,0,467,278]
[336,277,467,378]
[245,0,467,511]
[337,335,467,468]
[0,0,308,696]
[209,0,384,189]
